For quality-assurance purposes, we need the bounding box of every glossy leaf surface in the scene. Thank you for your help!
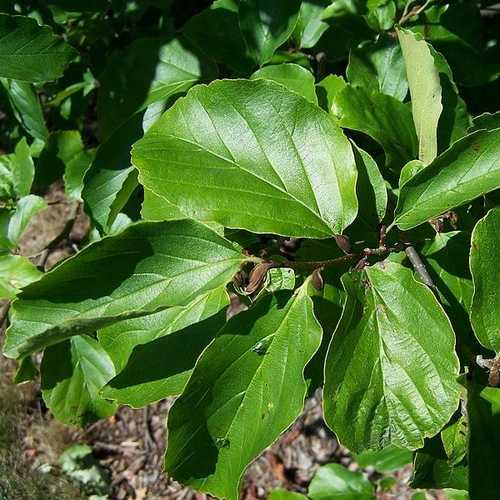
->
[324,261,461,452]
[4,220,246,358]
[133,79,358,238]
[165,287,322,500]
[395,129,500,230]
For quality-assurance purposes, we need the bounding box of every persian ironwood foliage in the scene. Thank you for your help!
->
[0,1,499,499]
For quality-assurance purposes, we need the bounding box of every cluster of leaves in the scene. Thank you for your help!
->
[0,0,499,499]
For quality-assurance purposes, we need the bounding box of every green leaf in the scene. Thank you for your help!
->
[0,14,76,82]
[347,36,408,101]
[99,286,228,373]
[395,129,500,230]
[469,112,500,133]
[355,445,413,473]
[410,3,500,87]
[397,29,445,164]
[1,79,48,140]
[238,0,302,65]
[308,463,374,500]
[366,0,395,32]
[3,220,247,359]
[0,137,35,199]
[316,74,346,112]
[292,0,330,49]
[133,79,358,238]
[470,207,500,353]
[82,115,142,231]
[412,437,468,491]
[0,254,41,300]
[55,131,94,200]
[441,416,467,465]
[421,232,473,312]
[332,85,417,174]
[41,335,117,426]
[420,231,476,356]
[324,261,461,452]
[467,383,500,498]
[97,37,217,140]
[182,0,254,75]
[164,286,322,500]
[4,194,47,249]
[348,145,387,240]
[102,305,227,408]
[251,63,317,104]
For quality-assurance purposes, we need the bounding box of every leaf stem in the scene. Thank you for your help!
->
[279,253,359,270]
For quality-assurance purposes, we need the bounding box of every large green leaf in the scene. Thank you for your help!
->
[251,63,317,104]
[292,0,329,49]
[324,261,461,452]
[347,36,408,101]
[397,29,442,164]
[165,286,322,500]
[100,287,228,407]
[467,383,500,498]
[182,0,254,75]
[99,286,228,373]
[102,304,226,407]
[3,220,247,359]
[0,14,76,82]
[0,137,34,199]
[308,463,374,500]
[41,335,117,426]
[0,78,48,140]
[395,129,500,230]
[0,254,41,300]
[97,37,217,141]
[355,445,412,473]
[133,79,358,238]
[332,85,417,174]
[469,208,500,353]
[238,0,302,65]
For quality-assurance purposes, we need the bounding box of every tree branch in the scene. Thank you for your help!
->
[405,246,436,290]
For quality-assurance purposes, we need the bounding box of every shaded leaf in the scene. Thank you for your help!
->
[165,286,322,500]
[470,207,500,353]
[41,335,117,426]
[1,78,48,140]
[0,14,76,82]
[355,445,413,473]
[308,463,374,500]
[324,261,461,452]
[347,36,408,101]
[182,0,254,75]
[239,0,302,66]
[251,63,317,104]
[332,85,417,174]
[3,220,247,358]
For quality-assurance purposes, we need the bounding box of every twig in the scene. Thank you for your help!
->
[399,0,434,25]
[280,253,359,270]
[405,246,436,290]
